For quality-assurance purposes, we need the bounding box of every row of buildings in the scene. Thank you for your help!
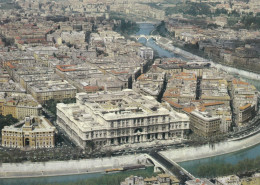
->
[121,174,180,185]
[120,173,260,185]
[215,173,260,185]
[149,58,258,138]
[0,0,258,151]
[14,0,165,22]
[0,92,41,120]
[165,18,260,74]
[0,10,157,150]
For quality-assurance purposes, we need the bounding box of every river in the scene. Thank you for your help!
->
[136,23,176,58]
[178,143,260,177]
[0,172,104,185]
[1,23,260,184]
[136,23,260,177]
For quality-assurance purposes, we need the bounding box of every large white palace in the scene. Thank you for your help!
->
[56,89,189,149]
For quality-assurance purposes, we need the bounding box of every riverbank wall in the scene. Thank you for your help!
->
[160,131,260,163]
[156,39,260,81]
[0,154,146,178]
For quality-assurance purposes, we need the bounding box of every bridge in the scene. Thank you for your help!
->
[130,34,161,41]
[141,152,195,184]
[142,154,170,174]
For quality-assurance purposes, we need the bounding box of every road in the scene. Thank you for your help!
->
[149,150,191,184]
[228,115,260,140]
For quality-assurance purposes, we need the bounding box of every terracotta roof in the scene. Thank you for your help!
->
[239,103,251,111]
[163,88,180,98]
[183,106,195,113]
[137,74,148,80]
[232,79,249,85]
[5,62,16,69]
[84,86,104,92]
[164,98,183,108]
[56,65,76,72]
[202,102,225,107]
[199,107,206,112]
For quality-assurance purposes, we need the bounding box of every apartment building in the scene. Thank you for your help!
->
[27,80,77,103]
[0,93,42,120]
[190,110,221,138]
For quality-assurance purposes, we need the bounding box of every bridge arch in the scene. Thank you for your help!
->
[131,35,160,42]
[141,154,195,180]
[155,166,165,173]
[146,158,155,166]
[144,156,167,173]
[137,36,153,41]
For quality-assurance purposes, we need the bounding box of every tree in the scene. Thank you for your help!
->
[215,8,228,16]
[86,140,95,151]
[0,114,18,135]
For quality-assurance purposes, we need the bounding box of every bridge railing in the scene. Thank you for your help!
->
[157,153,195,180]
[143,154,172,175]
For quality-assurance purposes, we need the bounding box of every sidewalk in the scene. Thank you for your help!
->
[160,131,260,162]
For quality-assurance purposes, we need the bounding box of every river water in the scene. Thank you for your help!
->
[136,23,260,177]
[0,172,104,185]
[136,23,260,90]
[136,23,176,58]
[1,23,260,184]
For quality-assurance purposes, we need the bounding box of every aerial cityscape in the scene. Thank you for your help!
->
[0,0,259,184]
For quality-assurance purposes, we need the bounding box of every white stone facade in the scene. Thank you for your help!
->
[138,47,154,60]
[56,90,189,149]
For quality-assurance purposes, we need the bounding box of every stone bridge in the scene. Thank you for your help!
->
[130,34,161,41]
[140,153,195,182]
[141,154,171,174]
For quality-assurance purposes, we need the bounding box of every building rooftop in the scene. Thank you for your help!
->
[191,110,220,121]
[57,90,189,132]
[28,80,76,92]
